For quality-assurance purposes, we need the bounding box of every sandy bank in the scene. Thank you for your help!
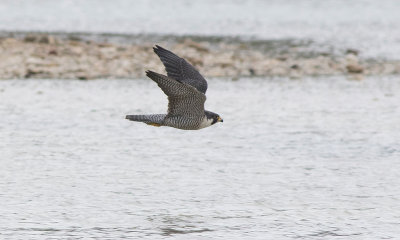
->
[1,33,399,79]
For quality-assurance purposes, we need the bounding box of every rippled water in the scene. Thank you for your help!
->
[1,77,400,239]
[1,0,400,59]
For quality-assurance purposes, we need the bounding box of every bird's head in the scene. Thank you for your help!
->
[205,110,223,125]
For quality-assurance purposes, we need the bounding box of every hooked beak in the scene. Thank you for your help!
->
[217,116,223,122]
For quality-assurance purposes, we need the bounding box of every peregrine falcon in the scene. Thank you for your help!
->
[125,45,223,130]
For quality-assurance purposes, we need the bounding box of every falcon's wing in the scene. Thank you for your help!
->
[146,71,206,116]
[153,45,208,94]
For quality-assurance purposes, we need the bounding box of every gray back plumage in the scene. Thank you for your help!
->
[153,45,208,94]
[146,71,206,117]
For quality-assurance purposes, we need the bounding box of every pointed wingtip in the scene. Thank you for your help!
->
[153,44,171,54]
[153,44,162,52]
[145,70,159,78]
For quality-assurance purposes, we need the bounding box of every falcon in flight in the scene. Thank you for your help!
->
[126,45,223,130]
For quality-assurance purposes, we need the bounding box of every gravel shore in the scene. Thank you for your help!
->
[1,33,399,80]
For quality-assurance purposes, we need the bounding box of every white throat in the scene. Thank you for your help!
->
[198,116,214,129]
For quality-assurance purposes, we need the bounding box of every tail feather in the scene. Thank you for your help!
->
[125,114,166,127]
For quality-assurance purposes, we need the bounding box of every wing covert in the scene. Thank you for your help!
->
[145,71,206,116]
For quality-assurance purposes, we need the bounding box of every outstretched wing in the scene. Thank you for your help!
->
[146,71,206,116]
[153,45,208,94]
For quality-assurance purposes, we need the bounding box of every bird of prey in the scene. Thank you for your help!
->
[125,45,223,130]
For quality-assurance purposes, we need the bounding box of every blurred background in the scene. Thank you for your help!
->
[1,0,400,58]
[1,1,400,239]
[1,0,400,79]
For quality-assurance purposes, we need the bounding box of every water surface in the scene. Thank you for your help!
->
[1,77,400,239]
[0,0,399,59]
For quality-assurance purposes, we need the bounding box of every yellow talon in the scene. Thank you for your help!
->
[146,123,161,127]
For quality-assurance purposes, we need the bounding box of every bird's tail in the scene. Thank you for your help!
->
[125,114,166,127]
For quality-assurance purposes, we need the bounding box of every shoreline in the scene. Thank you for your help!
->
[1,31,399,80]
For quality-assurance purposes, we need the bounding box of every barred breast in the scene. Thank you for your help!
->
[163,115,206,130]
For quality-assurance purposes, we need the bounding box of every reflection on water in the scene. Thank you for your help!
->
[0,77,400,239]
